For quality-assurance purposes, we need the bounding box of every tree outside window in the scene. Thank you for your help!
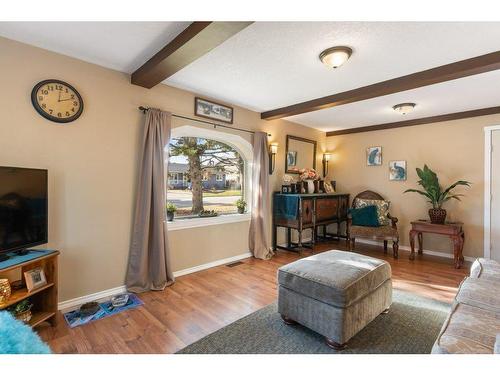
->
[166,137,244,217]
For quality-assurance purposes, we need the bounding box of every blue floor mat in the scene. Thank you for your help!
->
[63,293,143,328]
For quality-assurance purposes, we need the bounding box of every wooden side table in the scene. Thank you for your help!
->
[409,220,464,269]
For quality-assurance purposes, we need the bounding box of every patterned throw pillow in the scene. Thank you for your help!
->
[354,198,390,226]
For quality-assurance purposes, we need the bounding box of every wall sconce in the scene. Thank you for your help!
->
[269,143,278,174]
[322,153,332,177]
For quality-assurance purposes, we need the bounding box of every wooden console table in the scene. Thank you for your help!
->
[409,220,464,269]
[272,192,349,253]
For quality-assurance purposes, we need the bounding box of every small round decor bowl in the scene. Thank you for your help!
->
[79,302,100,317]
[0,279,11,305]
[15,309,32,323]
[111,294,129,308]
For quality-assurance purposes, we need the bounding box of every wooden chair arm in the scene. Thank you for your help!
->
[387,213,398,228]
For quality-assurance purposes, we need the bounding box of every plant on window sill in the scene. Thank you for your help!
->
[166,202,177,222]
[236,198,247,214]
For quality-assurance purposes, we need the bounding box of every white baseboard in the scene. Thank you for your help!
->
[278,238,475,263]
[57,252,253,312]
[172,252,252,277]
[355,238,476,262]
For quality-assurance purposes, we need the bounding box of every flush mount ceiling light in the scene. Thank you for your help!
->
[393,102,416,115]
[319,46,353,69]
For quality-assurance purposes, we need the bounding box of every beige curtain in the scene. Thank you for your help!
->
[249,131,274,260]
[126,108,174,293]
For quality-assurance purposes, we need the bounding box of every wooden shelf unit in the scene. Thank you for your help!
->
[0,251,59,328]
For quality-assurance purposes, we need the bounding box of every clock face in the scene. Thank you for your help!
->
[31,80,84,123]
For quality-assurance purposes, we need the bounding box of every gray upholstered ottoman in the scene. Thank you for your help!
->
[278,250,392,349]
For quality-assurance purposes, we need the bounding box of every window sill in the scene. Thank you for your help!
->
[166,213,251,231]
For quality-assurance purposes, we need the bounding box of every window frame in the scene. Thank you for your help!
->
[166,125,253,230]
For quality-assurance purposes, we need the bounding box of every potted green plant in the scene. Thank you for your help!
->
[404,165,471,224]
[166,202,177,222]
[236,198,246,214]
[9,299,33,323]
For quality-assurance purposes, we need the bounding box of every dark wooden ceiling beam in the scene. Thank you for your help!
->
[132,21,253,89]
[261,51,500,120]
[326,106,500,136]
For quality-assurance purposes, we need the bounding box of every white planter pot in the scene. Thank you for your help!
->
[306,180,315,194]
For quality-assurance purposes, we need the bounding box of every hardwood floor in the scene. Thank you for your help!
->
[37,241,469,354]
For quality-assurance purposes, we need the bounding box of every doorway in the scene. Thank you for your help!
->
[485,126,500,261]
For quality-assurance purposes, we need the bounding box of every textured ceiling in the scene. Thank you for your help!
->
[0,22,190,72]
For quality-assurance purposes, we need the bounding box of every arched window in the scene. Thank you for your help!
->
[165,125,253,226]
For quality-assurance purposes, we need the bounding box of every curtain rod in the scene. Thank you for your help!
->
[138,106,271,136]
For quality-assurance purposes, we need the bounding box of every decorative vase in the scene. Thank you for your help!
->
[167,211,174,221]
[0,279,11,305]
[306,180,315,194]
[429,208,447,224]
[237,206,245,214]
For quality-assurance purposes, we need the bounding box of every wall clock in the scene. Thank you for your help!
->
[31,79,84,123]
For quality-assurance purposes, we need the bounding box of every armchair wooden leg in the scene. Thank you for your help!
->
[383,240,388,254]
[393,241,399,259]
[349,238,355,251]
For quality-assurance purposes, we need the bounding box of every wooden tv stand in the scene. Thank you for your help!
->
[0,250,59,327]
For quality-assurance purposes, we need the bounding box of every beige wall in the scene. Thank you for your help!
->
[0,37,325,301]
[327,114,500,258]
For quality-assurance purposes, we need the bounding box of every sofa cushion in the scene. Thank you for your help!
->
[349,205,380,227]
[470,258,500,283]
[456,277,500,313]
[432,302,499,354]
[278,250,391,308]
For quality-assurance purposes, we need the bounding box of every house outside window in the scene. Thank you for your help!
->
[166,129,250,219]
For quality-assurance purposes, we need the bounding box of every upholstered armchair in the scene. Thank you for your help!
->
[348,190,399,258]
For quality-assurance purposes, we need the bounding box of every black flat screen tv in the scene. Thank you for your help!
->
[0,167,48,259]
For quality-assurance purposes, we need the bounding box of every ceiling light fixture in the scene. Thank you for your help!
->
[393,103,416,115]
[319,46,353,69]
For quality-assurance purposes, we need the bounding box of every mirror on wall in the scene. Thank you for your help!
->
[285,135,317,174]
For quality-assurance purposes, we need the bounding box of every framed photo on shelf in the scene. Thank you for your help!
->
[24,267,47,292]
[195,97,234,124]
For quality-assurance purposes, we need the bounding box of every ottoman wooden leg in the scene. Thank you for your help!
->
[325,338,346,350]
[281,315,297,325]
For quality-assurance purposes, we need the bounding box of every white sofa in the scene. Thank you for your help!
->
[432,258,500,354]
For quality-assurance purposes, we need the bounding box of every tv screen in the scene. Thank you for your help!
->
[0,167,48,255]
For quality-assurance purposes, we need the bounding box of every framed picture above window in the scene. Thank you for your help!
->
[195,97,234,124]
